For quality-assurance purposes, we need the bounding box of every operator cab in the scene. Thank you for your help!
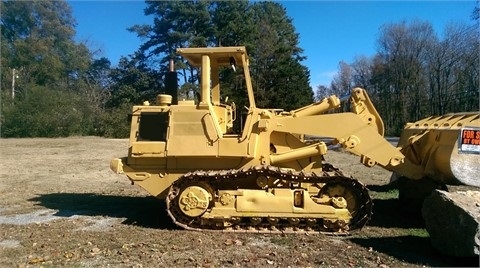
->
[128,47,258,161]
[177,47,256,136]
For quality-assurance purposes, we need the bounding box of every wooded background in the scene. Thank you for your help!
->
[1,0,478,137]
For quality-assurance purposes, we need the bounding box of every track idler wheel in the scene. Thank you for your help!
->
[320,181,358,216]
[319,178,372,229]
[166,180,216,230]
[178,184,212,217]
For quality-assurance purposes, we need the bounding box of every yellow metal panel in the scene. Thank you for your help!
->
[131,142,166,156]
[212,105,228,134]
[218,138,249,157]
[171,122,205,136]
[173,156,244,170]
[131,173,180,199]
[233,189,349,217]
[236,189,294,213]
[211,64,220,105]
[167,136,216,156]
[110,158,124,174]
[168,111,209,137]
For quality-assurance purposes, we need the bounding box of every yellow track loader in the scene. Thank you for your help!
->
[110,46,479,234]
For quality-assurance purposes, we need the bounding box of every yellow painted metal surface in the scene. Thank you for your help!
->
[395,112,480,186]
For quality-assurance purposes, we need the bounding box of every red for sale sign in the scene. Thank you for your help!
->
[459,127,480,154]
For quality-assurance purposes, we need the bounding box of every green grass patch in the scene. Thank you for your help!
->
[370,188,399,200]
[406,228,429,238]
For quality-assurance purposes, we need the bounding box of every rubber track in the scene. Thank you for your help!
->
[166,164,372,235]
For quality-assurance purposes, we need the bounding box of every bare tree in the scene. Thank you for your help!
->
[426,23,479,114]
[374,20,436,133]
[314,85,333,101]
[351,55,373,90]
[330,61,353,98]
[312,16,479,135]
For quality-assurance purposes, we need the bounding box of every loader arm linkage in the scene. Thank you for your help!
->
[270,88,414,176]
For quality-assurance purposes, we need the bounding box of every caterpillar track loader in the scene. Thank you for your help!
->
[110,46,480,234]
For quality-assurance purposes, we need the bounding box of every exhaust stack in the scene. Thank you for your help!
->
[165,58,178,105]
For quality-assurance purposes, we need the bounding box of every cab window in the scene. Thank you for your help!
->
[137,112,169,141]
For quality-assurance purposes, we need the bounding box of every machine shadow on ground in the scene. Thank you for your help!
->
[366,184,425,229]
[368,199,425,229]
[350,236,479,267]
[29,193,175,229]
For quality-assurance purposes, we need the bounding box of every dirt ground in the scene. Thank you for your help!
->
[0,137,478,267]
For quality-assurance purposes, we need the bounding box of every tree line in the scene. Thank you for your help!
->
[1,0,478,138]
[0,0,312,138]
[318,16,479,135]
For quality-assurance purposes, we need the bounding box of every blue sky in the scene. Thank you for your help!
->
[69,0,477,88]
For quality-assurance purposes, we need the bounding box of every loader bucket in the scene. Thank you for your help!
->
[396,112,480,187]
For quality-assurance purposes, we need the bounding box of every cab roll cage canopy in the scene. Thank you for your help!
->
[177,46,256,109]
